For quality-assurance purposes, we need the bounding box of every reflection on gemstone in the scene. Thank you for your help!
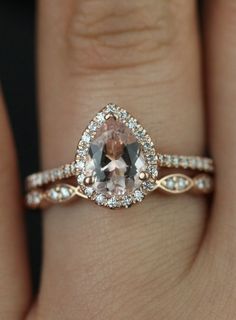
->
[83,117,146,197]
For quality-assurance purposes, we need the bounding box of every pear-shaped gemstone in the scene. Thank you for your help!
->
[83,117,146,196]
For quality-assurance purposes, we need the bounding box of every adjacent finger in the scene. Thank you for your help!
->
[36,0,206,318]
[203,1,236,259]
[0,91,31,318]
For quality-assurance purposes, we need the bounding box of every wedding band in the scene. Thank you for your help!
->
[25,103,214,209]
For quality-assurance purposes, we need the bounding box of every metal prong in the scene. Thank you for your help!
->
[84,176,94,186]
[105,113,118,120]
[105,113,112,120]
[139,172,149,181]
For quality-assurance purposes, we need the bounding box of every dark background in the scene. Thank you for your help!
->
[0,0,41,293]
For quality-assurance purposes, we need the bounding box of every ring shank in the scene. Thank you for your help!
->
[26,154,214,191]
[26,172,213,209]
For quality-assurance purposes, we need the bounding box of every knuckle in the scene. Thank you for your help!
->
[65,0,179,74]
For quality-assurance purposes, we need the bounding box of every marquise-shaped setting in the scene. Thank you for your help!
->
[158,174,193,194]
[75,103,158,208]
[45,184,77,203]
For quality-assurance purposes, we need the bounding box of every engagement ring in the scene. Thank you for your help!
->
[26,104,214,209]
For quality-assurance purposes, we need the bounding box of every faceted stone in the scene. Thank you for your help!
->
[48,188,59,201]
[95,194,106,205]
[148,166,158,177]
[96,113,105,124]
[84,187,94,197]
[82,117,146,197]
[143,181,156,191]
[75,160,85,171]
[177,177,188,190]
[27,191,42,206]
[166,178,175,190]
[77,173,85,184]
[82,132,91,143]
[122,195,133,207]
[127,118,137,129]
[88,121,97,132]
[60,186,71,199]
[107,197,118,208]
[134,190,144,202]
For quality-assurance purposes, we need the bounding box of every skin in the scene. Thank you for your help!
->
[1,0,236,318]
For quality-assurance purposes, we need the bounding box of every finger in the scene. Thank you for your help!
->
[0,91,31,318]
[36,0,206,317]
[203,1,236,258]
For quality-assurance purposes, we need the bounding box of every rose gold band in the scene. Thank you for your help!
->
[26,155,214,191]
[26,173,213,209]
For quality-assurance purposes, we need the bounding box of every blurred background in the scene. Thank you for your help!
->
[0,0,41,293]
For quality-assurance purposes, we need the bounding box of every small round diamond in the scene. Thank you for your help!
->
[88,121,97,132]
[197,158,203,170]
[189,158,197,169]
[27,191,42,206]
[105,103,117,113]
[82,132,91,143]
[172,156,179,167]
[63,165,71,177]
[164,155,172,166]
[166,178,175,190]
[127,118,137,129]
[134,190,144,202]
[122,195,133,207]
[148,166,158,177]
[32,174,42,187]
[75,161,85,171]
[43,172,50,183]
[143,181,156,191]
[119,110,128,119]
[147,154,158,163]
[96,112,105,124]
[136,128,146,139]
[196,179,205,189]
[70,163,76,174]
[180,157,189,168]
[107,197,118,208]
[84,187,94,197]
[203,159,210,171]
[77,173,85,184]
[158,154,164,164]
[143,141,153,151]
[95,194,106,205]
[77,148,87,157]
[177,177,188,190]
[48,188,59,201]
[194,176,212,191]
[60,186,71,199]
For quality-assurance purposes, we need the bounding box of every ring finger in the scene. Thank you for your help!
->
[35,0,206,318]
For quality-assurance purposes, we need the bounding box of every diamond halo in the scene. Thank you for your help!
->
[75,103,158,209]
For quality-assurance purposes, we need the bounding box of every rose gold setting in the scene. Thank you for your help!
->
[84,176,95,186]
[139,172,150,181]
[26,155,214,191]
[26,173,213,209]
[25,103,214,210]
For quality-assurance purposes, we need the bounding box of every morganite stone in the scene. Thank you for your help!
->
[84,117,146,196]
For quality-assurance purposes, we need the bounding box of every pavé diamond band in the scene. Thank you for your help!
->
[25,104,214,209]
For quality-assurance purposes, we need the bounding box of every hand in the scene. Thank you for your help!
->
[1,1,236,319]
